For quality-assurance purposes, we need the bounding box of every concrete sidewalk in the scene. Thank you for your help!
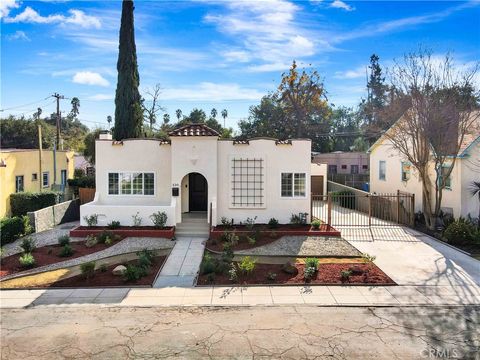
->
[1,283,479,308]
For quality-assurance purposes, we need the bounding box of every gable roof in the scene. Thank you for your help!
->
[169,123,219,137]
[368,110,480,157]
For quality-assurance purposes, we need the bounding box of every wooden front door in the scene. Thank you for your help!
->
[311,175,324,195]
[189,173,207,211]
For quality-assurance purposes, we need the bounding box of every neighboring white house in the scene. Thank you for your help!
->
[368,114,480,219]
[80,124,315,227]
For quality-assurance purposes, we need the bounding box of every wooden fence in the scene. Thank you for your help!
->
[79,187,96,205]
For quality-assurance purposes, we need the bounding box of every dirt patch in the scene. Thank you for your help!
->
[197,262,395,286]
[44,256,167,288]
[0,242,114,278]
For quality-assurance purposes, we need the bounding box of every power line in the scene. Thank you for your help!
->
[0,97,51,112]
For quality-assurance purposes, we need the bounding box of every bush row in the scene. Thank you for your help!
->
[0,216,32,246]
[10,192,59,217]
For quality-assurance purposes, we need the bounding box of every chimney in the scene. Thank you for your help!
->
[99,130,112,140]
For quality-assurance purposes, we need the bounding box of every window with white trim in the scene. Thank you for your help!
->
[108,172,155,195]
[281,172,306,198]
[42,172,49,188]
[231,158,264,207]
[379,161,386,181]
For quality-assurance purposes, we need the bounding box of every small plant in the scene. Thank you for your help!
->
[83,214,98,227]
[304,257,319,270]
[304,266,316,281]
[221,243,234,264]
[150,211,168,228]
[22,215,33,236]
[59,244,74,257]
[220,217,234,227]
[290,212,308,226]
[238,256,256,275]
[243,216,257,231]
[80,261,96,279]
[123,264,147,282]
[0,247,4,257]
[137,249,156,269]
[443,219,475,245]
[99,263,108,272]
[361,253,376,264]
[266,272,277,282]
[107,220,121,229]
[20,237,36,254]
[221,230,239,247]
[104,237,113,246]
[200,253,217,275]
[58,234,70,246]
[228,264,238,282]
[132,212,142,227]
[311,219,321,230]
[268,217,279,229]
[19,253,35,268]
[97,230,115,244]
[341,270,352,282]
[247,236,256,245]
[85,235,98,248]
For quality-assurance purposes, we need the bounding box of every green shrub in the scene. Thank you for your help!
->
[137,249,155,269]
[99,263,108,272]
[304,257,319,270]
[107,220,121,229]
[122,264,147,282]
[132,212,142,227]
[150,212,168,228]
[97,230,114,244]
[200,253,217,275]
[290,212,308,226]
[20,237,36,253]
[80,261,96,279]
[0,217,25,245]
[243,216,257,231]
[268,218,279,229]
[83,214,98,227]
[85,235,98,248]
[304,266,316,280]
[238,256,256,275]
[221,231,239,247]
[58,234,70,246]
[22,216,33,236]
[220,217,234,227]
[59,244,74,257]
[311,219,321,229]
[19,253,35,268]
[228,264,238,282]
[341,270,352,282]
[266,272,277,282]
[67,176,95,189]
[10,192,58,217]
[361,253,376,263]
[247,236,256,245]
[444,219,475,245]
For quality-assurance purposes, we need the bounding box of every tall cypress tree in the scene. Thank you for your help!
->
[114,0,143,140]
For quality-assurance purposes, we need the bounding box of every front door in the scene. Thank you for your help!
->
[189,173,207,211]
[311,175,324,195]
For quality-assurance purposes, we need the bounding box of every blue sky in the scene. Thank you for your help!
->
[1,0,479,131]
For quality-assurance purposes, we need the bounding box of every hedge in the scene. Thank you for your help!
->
[10,192,58,217]
[1,217,25,245]
[67,176,95,189]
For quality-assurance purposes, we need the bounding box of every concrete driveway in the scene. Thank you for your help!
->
[340,226,480,290]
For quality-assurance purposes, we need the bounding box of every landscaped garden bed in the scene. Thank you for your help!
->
[46,255,167,288]
[197,257,395,286]
[70,226,175,239]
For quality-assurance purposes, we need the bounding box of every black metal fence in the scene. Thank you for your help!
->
[311,191,415,227]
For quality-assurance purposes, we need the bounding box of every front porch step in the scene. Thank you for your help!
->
[176,223,210,231]
[175,230,210,238]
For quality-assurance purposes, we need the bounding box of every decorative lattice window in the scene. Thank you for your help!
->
[231,158,265,207]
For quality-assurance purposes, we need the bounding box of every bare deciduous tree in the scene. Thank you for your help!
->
[142,83,165,130]
[384,49,479,229]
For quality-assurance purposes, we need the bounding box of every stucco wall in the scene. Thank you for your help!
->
[217,139,312,224]
[311,163,327,194]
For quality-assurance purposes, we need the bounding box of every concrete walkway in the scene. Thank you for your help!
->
[152,236,206,288]
[1,283,479,308]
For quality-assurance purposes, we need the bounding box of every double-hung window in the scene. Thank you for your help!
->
[379,161,386,181]
[108,172,155,195]
[281,172,306,198]
[439,166,452,189]
[401,162,411,181]
[42,172,49,188]
[15,175,24,193]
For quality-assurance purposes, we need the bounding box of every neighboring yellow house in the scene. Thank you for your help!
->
[0,149,75,217]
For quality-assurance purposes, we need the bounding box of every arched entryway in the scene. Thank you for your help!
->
[181,172,208,213]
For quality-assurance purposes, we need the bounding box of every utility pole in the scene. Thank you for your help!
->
[37,123,43,192]
[51,93,64,186]
[52,93,65,148]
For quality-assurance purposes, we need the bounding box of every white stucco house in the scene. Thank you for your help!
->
[368,113,480,219]
[80,124,320,227]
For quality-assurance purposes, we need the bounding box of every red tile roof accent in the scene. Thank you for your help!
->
[169,123,219,137]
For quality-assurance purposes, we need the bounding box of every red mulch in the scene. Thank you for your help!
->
[0,242,114,278]
[73,226,173,231]
[197,262,395,286]
[45,256,167,288]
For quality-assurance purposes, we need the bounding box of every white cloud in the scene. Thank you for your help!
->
[330,0,355,11]
[205,0,318,71]
[6,30,30,41]
[4,7,101,28]
[334,66,366,79]
[72,71,110,87]
[160,82,264,102]
[0,0,19,18]
[87,93,114,101]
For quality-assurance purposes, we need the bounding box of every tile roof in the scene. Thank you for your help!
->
[169,123,219,137]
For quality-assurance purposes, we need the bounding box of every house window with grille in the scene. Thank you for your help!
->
[108,172,155,195]
[231,158,264,207]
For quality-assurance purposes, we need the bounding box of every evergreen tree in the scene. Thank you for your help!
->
[114,0,143,140]
[364,54,388,128]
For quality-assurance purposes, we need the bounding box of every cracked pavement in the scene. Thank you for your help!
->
[1,305,479,359]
